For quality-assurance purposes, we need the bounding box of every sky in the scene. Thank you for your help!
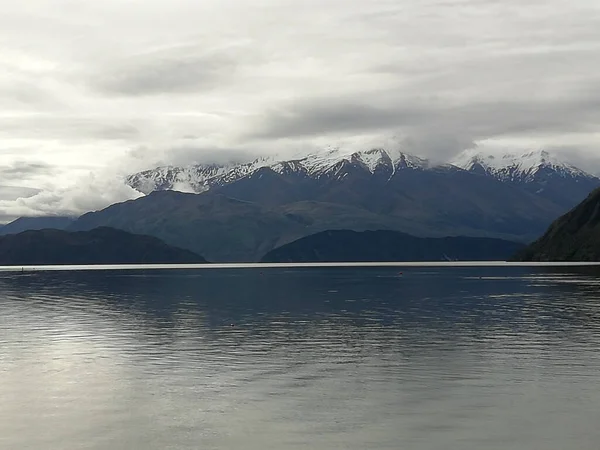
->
[1,0,600,221]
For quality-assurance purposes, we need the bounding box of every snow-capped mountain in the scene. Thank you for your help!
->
[450,148,600,206]
[126,155,278,195]
[451,149,592,183]
[127,146,430,194]
[127,146,600,212]
[82,145,600,262]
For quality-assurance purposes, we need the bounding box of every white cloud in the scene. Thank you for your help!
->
[0,171,142,223]
[1,0,600,221]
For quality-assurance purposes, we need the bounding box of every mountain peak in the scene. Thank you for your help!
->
[451,148,592,182]
[127,145,431,194]
[295,146,428,177]
[127,145,596,198]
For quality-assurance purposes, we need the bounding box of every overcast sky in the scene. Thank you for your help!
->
[1,0,600,221]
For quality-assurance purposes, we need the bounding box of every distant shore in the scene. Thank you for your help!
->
[2,261,600,273]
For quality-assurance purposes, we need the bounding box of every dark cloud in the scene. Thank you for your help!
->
[0,83,61,109]
[91,45,242,96]
[245,90,600,152]
[247,100,429,140]
[0,161,55,181]
[0,185,41,201]
[165,146,258,166]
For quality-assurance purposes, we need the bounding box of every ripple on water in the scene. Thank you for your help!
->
[1,266,600,449]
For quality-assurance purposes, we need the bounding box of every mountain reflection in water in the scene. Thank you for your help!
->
[1,265,600,449]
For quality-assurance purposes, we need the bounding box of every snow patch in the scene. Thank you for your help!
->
[127,145,433,194]
[451,148,592,182]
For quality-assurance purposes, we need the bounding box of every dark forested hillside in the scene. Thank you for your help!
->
[514,188,600,261]
[261,230,525,262]
[0,227,206,265]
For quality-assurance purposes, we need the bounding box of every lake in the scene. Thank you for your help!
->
[2,264,600,449]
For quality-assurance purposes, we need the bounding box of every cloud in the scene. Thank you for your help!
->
[244,90,600,159]
[0,116,141,141]
[163,145,259,166]
[0,171,143,223]
[0,161,55,181]
[90,43,247,96]
[0,0,599,219]
[0,185,40,201]
[247,100,423,140]
[121,140,264,173]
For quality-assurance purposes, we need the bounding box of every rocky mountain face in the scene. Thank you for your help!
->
[260,230,525,263]
[514,187,600,261]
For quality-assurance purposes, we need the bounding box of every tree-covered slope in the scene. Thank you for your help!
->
[0,227,206,265]
[514,188,600,261]
[261,229,525,262]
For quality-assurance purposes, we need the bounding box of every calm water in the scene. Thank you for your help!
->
[2,265,600,449]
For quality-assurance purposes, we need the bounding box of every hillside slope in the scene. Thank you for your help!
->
[0,216,75,236]
[261,230,525,262]
[514,188,600,261]
[70,183,550,262]
[0,227,206,265]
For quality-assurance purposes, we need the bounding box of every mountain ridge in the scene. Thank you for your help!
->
[261,229,526,263]
[127,146,598,196]
[450,148,600,207]
[0,226,207,265]
[126,146,433,195]
[450,149,589,182]
[0,216,76,236]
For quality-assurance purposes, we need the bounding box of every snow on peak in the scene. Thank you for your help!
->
[127,145,432,193]
[126,162,240,194]
[451,148,591,182]
[290,146,428,176]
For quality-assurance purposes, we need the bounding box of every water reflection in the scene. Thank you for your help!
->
[1,267,600,449]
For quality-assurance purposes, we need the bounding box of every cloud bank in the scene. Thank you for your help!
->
[1,0,600,220]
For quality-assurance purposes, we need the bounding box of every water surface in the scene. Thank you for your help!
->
[2,266,600,449]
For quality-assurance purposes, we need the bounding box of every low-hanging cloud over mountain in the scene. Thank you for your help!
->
[1,0,600,220]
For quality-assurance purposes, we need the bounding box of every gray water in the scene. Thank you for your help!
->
[2,265,600,449]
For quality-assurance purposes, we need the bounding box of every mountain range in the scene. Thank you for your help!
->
[128,147,599,200]
[112,147,598,261]
[3,146,599,262]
